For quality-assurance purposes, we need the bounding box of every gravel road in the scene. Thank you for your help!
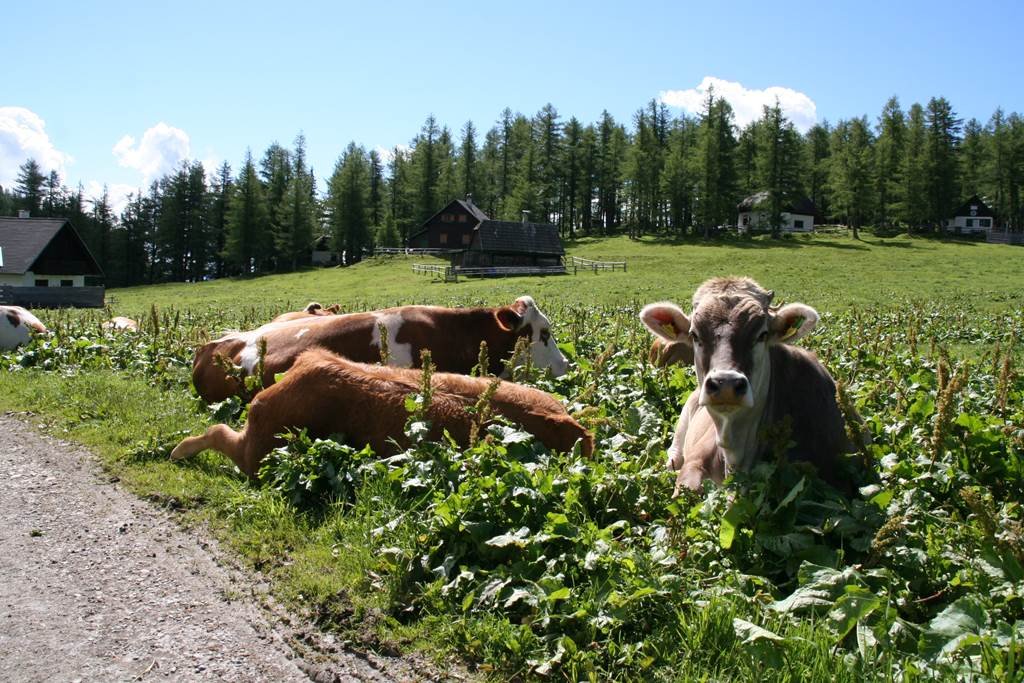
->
[0,414,438,682]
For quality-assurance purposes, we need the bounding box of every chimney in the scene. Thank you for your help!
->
[18,209,30,219]
[521,210,530,224]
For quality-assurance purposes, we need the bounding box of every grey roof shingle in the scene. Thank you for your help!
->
[0,217,102,275]
[472,220,564,255]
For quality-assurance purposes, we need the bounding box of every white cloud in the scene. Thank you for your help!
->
[659,76,818,133]
[374,143,411,166]
[113,122,191,183]
[0,106,72,189]
[84,181,136,217]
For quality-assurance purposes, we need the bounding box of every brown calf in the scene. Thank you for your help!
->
[192,296,568,403]
[172,348,593,477]
[641,277,854,495]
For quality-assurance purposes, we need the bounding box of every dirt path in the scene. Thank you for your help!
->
[0,414,435,682]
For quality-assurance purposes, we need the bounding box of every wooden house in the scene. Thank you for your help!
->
[407,198,489,249]
[945,195,995,236]
[737,192,817,233]
[460,220,565,269]
[0,215,105,307]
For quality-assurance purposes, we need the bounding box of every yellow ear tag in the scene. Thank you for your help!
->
[780,315,805,341]
[660,322,677,339]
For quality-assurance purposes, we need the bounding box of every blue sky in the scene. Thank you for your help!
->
[3,0,1021,211]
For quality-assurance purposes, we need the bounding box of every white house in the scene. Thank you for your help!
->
[945,195,995,236]
[737,191,817,233]
[0,215,105,307]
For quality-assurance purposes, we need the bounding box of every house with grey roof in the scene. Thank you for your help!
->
[737,191,818,233]
[461,220,565,269]
[0,214,105,307]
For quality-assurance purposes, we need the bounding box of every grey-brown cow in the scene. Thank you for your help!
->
[640,277,854,495]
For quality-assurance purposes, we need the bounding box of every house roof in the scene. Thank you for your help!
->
[737,191,817,216]
[0,217,103,276]
[950,194,995,218]
[471,220,564,255]
[407,198,490,242]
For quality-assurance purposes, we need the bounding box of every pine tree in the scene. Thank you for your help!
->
[900,104,929,232]
[561,117,584,237]
[803,122,832,220]
[42,170,65,217]
[413,115,440,221]
[458,120,478,200]
[694,89,738,236]
[534,103,563,225]
[661,115,696,235]
[260,143,293,269]
[90,186,115,275]
[958,118,986,200]
[275,134,316,271]
[829,117,875,239]
[754,100,803,237]
[208,162,233,278]
[923,96,961,232]
[874,97,906,229]
[15,159,46,214]
[596,111,627,233]
[224,150,270,275]
[326,143,371,264]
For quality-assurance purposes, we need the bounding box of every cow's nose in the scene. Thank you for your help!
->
[704,373,749,405]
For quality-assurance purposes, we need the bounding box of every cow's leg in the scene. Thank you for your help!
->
[170,424,258,478]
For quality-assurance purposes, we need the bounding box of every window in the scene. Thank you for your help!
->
[439,233,448,244]
[793,219,804,229]
[34,279,48,287]
[458,214,467,222]
[60,279,73,287]
[966,218,974,227]
[442,213,454,222]
[980,218,991,228]
[462,233,472,245]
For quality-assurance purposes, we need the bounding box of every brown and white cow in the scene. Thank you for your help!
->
[172,348,593,477]
[192,296,569,403]
[640,277,852,495]
[0,306,47,350]
[270,302,341,323]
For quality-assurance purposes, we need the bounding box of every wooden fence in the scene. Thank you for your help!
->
[569,256,627,273]
[375,247,454,257]
[987,231,1024,245]
[0,285,105,308]
[412,264,566,282]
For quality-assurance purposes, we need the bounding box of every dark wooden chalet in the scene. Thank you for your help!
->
[460,220,565,268]
[407,198,489,249]
[0,216,105,307]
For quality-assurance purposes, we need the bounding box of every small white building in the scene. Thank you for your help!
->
[945,195,995,236]
[0,215,105,307]
[737,191,816,233]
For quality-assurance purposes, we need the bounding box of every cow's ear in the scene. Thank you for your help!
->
[769,303,819,343]
[640,302,691,343]
[495,306,523,332]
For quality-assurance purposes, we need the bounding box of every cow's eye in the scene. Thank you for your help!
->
[540,329,551,344]
[689,331,701,345]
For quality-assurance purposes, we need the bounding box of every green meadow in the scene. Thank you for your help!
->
[1,232,1022,681]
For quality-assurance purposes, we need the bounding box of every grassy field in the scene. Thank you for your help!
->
[104,232,1024,315]
[1,232,1022,681]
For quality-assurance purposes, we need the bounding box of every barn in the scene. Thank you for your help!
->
[737,192,817,233]
[407,198,489,249]
[0,214,105,307]
[459,220,565,270]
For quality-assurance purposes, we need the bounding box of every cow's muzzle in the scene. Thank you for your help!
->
[701,370,751,409]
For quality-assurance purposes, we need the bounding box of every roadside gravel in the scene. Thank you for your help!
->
[0,414,440,682]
